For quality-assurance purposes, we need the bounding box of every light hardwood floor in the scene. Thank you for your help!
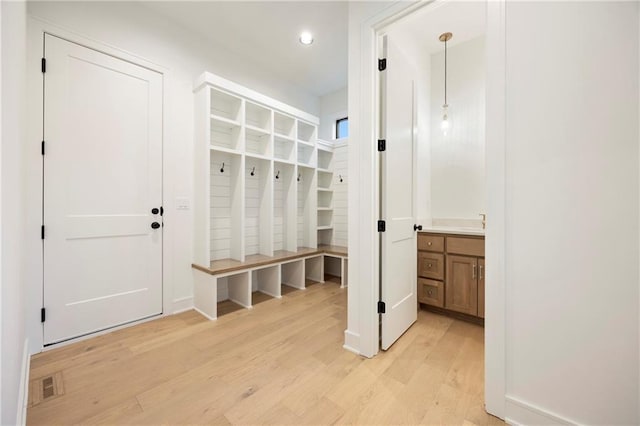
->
[27,278,503,425]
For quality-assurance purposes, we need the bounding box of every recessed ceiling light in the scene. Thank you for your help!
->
[299,32,314,45]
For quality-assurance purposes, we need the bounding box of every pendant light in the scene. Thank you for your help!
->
[439,32,453,136]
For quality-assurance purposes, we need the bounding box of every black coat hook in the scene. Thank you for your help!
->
[275,170,280,180]
[220,162,225,173]
[339,175,343,183]
[250,166,255,176]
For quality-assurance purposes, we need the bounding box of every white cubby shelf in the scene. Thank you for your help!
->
[193,72,347,319]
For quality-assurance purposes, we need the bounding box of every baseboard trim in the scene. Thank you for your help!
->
[172,296,194,314]
[193,307,217,321]
[506,395,577,425]
[343,329,360,355]
[17,338,30,426]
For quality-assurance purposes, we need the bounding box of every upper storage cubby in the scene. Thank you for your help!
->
[297,121,316,144]
[210,87,242,123]
[274,113,295,140]
[211,116,242,151]
[317,148,333,171]
[245,102,272,133]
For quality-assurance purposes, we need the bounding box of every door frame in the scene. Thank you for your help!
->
[25,17,172,353]
[348,0,506,419]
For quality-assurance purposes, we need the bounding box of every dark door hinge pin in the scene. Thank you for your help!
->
[378,58,387,71]
[41,58,46,73]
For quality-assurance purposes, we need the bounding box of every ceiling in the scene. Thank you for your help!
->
[142,1,348,98]
[391,1,486,55]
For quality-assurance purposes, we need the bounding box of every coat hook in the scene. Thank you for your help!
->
[250,166,255,176]
[220,162,225,173]
[297,173,301,182]
[339,175,343,183]
[275,170,280,180]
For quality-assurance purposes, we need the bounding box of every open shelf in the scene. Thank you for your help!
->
[274,112,295,140]
[317,225,334,231]
[317,228,334,246]
[274,135,295,163]
[297,166,317,249]
[210,87,242,123]
[251,265,280,299]
[297,144,315,167]
[318,209,333,228]
[246,127,271,157]
[245,101,272,133]
[273,161,296,253]
[318,190,333,209]
[297,121,316,144]
[317,171,333,189]
[245,157,273,257]
[211,116,242,151]
[317,149,333,170]
[210,151,243,262]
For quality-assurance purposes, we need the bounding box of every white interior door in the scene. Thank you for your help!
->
[380,35,418,350]
[43,35,163,345]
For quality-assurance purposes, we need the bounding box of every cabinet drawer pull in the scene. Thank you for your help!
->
[472,264,477,279]
[479,265,484,280]
[427,289,433,296]
[427,241,432,246]
[427,263,432,268]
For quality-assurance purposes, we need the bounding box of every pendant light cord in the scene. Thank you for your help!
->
[444,38,448,106]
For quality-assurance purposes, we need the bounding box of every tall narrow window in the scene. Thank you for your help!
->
[336,117,349,139]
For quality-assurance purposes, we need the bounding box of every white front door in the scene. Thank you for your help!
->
[380,35,418,350]
[43,35,163,345]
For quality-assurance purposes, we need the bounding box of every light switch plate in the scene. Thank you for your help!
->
[176,197,190,210]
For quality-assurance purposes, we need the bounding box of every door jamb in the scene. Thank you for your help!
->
[351,0,506,419]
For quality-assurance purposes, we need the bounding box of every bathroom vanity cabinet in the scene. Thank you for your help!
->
[418,232,485,323]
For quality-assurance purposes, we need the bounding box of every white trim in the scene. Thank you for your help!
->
[26,16,173,354]
[505,396,577,426]
[343,330,360,355]
[484,0,507,419]
[16,338,30,426]
[172,296,194,314]
[193,307,217,322]
[194,71,319,125]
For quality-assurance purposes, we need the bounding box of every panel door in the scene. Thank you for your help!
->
[445,255,478,316]
[43,35,163,344]
[380,35,418,350]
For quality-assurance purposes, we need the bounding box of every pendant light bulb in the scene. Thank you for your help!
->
[439,32,453,137]
[441,104,450,135]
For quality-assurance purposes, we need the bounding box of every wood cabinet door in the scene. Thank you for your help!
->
[478,258,485,318]
[418,252,445,280]
[445,255,478,316]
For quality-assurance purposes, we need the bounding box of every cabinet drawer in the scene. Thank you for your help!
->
[418,278,444,307]
[418,252,444,280]
[446,236,485,257]
[418,234,444,252]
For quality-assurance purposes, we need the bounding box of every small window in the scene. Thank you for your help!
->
[336,117,349,139]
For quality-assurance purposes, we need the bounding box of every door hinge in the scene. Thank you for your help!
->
[41,308,46,323]
[160,206,164,216]
[378,58,387,71]
[41,225,45,240]
[377,220,386,232]
[41,58,46,73]
[41,140,45,155]
[377,139,386,152]
[377,301,386,314]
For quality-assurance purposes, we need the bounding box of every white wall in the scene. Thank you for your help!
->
[25,1,321,353]
[503,2,639,424]
[1,1,28,424]
[430,36,485,221]
[319,87,348,141]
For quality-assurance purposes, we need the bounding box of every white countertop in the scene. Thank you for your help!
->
[419,226,485,237]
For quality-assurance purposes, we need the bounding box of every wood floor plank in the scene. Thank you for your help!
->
[27,282,502,426]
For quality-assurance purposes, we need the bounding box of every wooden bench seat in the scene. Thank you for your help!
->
[191,245,348,320]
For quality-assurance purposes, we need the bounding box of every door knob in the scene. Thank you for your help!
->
[151,208,159,215]
[151,222,161,229]
[414,224,423,231]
